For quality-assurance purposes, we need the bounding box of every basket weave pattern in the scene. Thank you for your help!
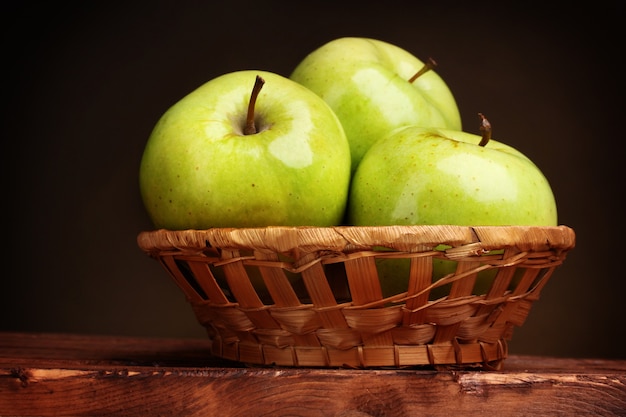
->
[137,225,575,369]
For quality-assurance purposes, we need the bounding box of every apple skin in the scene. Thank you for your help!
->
[375,256,501,299]
[139,70,352,230]
[349,126,557,298]
[348,126,558,227]
[290,37,462,173]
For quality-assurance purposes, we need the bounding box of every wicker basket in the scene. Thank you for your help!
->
[137,225,575,369]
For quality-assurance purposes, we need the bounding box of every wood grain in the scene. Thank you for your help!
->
[1,332,625,416]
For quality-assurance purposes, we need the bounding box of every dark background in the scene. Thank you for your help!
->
[2,1,624,359]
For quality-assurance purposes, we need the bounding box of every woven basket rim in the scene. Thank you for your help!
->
[137,224,575,255]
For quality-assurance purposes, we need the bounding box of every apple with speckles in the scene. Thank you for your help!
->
[290,37,462,173]
[139,70,351,230]
[348,114,557,297]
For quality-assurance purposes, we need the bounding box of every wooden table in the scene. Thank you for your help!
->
[1,332,625,416]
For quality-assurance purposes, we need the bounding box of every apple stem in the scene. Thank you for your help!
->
[408,57,437,83]
[244,75,265,135]
[478,113,491,147]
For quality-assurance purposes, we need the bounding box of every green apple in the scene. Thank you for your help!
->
[348,119,557,227]
[290,37,462,173]
[139,70,352,230]
[349,115,557,298]
[375,255,501,300]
